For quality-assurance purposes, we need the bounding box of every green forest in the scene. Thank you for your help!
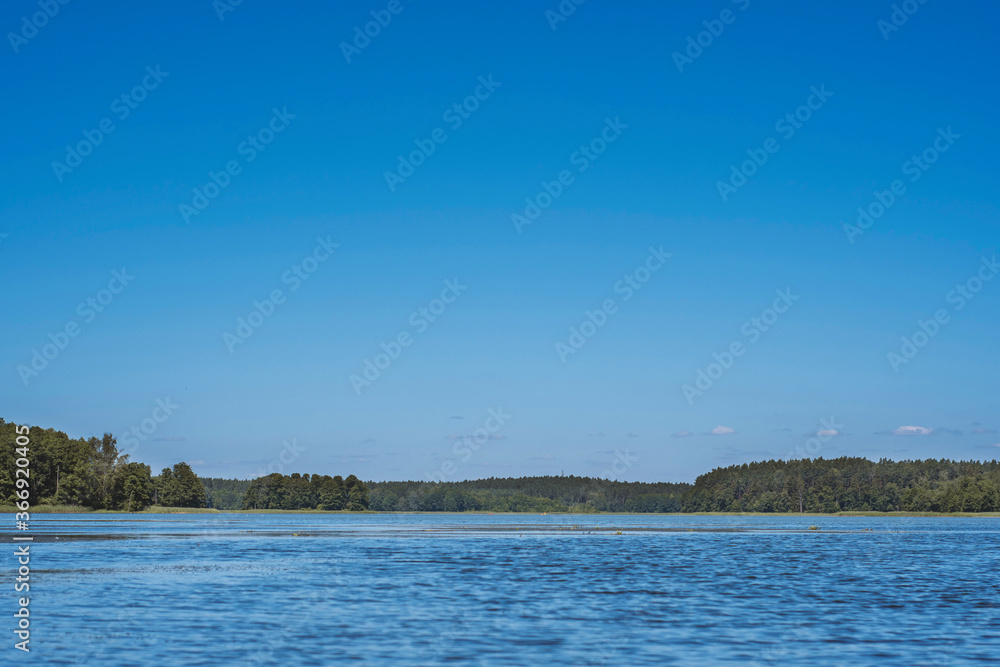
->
[4,418,1000,513]
[367,477,689,513]
[683,457,1000,513]
[1,418,205,511]
[241,473,370,510]
[364,458,1000,513]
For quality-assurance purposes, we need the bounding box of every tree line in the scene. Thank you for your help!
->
[683,457,1000,513]
[366,458,1000,513]
[6,418,999,513]
[241,473,369,510]
[367,476,689,513]
[1,418,205,511]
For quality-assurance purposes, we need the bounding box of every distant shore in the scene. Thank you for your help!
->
[5,505,999,518]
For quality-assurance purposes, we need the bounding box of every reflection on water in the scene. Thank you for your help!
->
[7,514,999,665]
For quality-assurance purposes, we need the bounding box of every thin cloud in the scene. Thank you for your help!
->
[879,426,933,436]
[588,432,607,437]
[671,431,694,438]
[153,436,186,442]
[971,427,997,435]
[772,428,793,432]
[449,416,464,420]
[709,426,735,436]
[359,438,376,444]
[626,432,639,438]
[936,428,963,436]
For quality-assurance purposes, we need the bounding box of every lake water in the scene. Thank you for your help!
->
[8,513,1000,665]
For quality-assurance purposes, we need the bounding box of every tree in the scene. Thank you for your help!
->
[112,462,154,511]
[158,462,206,507]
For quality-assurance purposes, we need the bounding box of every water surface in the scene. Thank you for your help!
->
[8,513,999,665]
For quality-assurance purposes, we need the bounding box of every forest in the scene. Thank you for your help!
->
[365,458,1000,513]
[0,418,204,511]
[240,473,370,510]
[367,476,689,513]
[682,457,1000,513]
[4,417,1000,513]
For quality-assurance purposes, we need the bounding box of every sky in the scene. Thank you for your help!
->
[1,0,998,483]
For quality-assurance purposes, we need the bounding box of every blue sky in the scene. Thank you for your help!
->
[1,0,998,482]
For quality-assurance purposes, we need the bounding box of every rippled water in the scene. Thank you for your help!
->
[7,513,999,665]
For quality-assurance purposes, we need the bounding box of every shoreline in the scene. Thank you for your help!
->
[6,506,999,518]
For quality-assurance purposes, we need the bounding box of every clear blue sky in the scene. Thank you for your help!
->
[2,0,998,482]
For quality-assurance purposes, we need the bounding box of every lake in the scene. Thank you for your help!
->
[9,513,1000,665]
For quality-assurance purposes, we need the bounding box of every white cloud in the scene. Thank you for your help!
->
[710,425,735,436]
[893,425,933,436]
[816,429,839,437]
